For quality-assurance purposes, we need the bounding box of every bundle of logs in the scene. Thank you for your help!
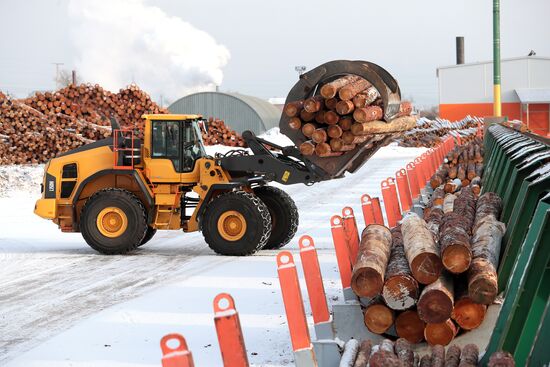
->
[282,74,414,158]
[398,117,482,148]
[201,117,246,147]
[341,338,514,367]
[0,84,167,165]
[350,140,507,347]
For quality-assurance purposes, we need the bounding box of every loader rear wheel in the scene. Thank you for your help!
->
[138,226,157,247]
[201,191,271,256]
[80,188,147,254]
[254,186,299,250]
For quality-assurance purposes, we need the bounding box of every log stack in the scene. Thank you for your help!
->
[282,74,415,158]
[349,140,506,348]
[397,116,481,148]
[201,117,246,147]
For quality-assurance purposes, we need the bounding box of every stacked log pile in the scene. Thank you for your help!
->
[201,117,246,147]
[398,117,481,148]
[342,338,514,367]
[282,74,415,158]
[0,84,246,165]
[350,140,507,347]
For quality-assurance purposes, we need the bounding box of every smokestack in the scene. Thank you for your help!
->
[72,70,77,85]
[456,36,464,64]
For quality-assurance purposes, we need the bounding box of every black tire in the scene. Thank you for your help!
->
[138,226,157,247]
[254,186,299,250]
[80,188,147,254]
[201,191,271,256]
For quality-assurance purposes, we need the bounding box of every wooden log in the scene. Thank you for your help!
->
[311,128,328,144]
[353,340,372,367]
[325,97,338,110]
[327,124,343,138]
[283,100,303,117]
[363,297,395,334]
[353,106,383,123]
[300,109,316,122]
[430,166,449,189]
[487,351,515,367]
[315,142,343,157]
[458,344,479,367]
[443,194,457,214]
[353,86,380,108]
[474,192,503,228]
[382,227,419,310]
[395,309,426,343]
[445,345,461,367]
[351,224,392,297]
[299,141,315,156]
[431,344,445,367]
[419,355,431,367]
[424,319,458,346]
[451,294,487,330]
[342,131,370,145]
[324,110,340,125]
[425,207,444,243]
[395,338,414,367]
[320,75,359,99]
[301,123,316,138]
[314,110,326,124]
[288,117,302,130]
[330,138,356,152]
[417,272,454,323]
[369,351,401,367]
[336,100,355,115]
[339,78,372,101]
[444,178,462,194]
[439,212,472,274]
[351,116,416,136]
[470,176,482,196]
[339,116,353,130]
[398,101,413,117]
[304,95,324,113]
[401,213,443,284]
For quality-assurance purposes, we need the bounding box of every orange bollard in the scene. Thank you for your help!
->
[381,179,398,228]
[371,197,384,225]
[414,157,426,188]
[298,236,331,326]
[395,168,412,212]
[276,251,312,352]
[213,293,249,367]
[420,153,430,182]
[330,215,353,294]
[342,207,360,265]
[161,334,195,367]
[387,177,402,221]
[429,148,438,173]
[406,162,420,199]
[361,194,376,226]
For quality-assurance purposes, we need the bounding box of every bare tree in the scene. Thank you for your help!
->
[55,69,82,88]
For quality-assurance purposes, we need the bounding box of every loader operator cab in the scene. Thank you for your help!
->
[149,116,206,172]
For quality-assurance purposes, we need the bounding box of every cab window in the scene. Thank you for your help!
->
[182,121,206,172]
[152,121,181,171]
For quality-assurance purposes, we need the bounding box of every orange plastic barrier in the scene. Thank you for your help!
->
[161,334,195,367]
[381,179,400,228]
[342,207,360,265]
[213,293,249,367]
[276,251,312,351]
[388,177,402,221]
[406,162,420,199]
[371,197,384,225]
[361,194,376,226]
[414,157,426,188]
[330,215,352,290]
[395,168,412,212]
[299,235,330,325]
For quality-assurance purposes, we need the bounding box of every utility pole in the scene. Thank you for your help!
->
[72,70,77,85]
[493,0,501,117]
[52,62,64,90]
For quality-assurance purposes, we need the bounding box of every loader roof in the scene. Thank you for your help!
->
[141,114,202,120]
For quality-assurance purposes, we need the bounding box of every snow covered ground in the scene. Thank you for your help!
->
[0,134,426,366]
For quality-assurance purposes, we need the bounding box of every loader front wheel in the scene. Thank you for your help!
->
[138,226,157,247]
[254,186,299,250]
[201,191,271,256]
[80,188,147,254]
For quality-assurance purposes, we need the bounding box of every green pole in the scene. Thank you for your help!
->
[493,0,501,116]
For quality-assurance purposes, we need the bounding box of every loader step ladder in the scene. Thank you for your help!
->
[113,129,140,170]
[153,193,182,229]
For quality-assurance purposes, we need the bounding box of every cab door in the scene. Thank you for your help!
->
[144,120,182,183]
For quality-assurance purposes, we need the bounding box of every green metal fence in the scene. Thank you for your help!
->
[481,124,550,366]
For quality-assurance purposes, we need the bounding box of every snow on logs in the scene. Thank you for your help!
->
[284,74,414,157]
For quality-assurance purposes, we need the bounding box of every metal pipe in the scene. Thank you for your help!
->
[456,37,464,65]
[493,0,501,116]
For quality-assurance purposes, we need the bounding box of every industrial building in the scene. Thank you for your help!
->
[169,91,282,135]
[438,56,550,136]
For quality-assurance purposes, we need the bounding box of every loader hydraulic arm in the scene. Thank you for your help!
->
[218,131,331,185]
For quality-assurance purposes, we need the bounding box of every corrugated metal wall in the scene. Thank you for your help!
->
[168,92,281,135]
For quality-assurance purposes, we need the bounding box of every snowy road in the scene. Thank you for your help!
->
[0,145,425,366]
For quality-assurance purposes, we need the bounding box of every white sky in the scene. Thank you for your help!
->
[1,0,549,106]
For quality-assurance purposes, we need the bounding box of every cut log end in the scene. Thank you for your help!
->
[442,245,472,274]
[352,269,384,298]
[424,319,458,346]
[395,310,426,343]
[418,289,454,324]
[410,253,443,285]
[451,297,487,330]
[382,275,419,310]
[364,303,395,334]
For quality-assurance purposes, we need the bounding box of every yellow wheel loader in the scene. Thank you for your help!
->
[33,60,404,255]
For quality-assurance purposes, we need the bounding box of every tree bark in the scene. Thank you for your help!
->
[320,75,360,99]
[339,78,372,101]
[353,340,372,367]
[417,272,454,323]
[458,344,479,367]
[444,344,461,367]
[283,100,303,117]
[351,116,416,135]
[395,309,426,344]
[303,95,324,113]
[431,344,446,367]
[395,338,415,367]
[353,106,383,123]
